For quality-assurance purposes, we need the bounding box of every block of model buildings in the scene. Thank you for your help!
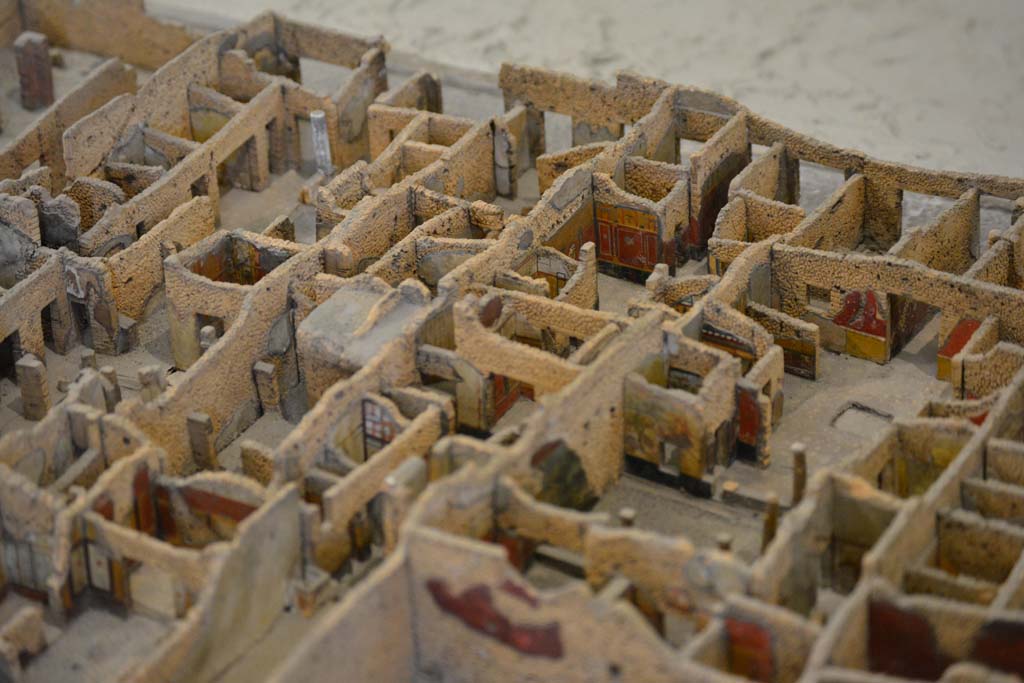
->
[0,3,1022,681]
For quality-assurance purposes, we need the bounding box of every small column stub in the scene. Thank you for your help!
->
[15,31,55,111]
[199,325,218,354]
[761,494,779,554]
[309,110,334,177]
[791,442,808,506]
[100,365,122,409]
[79,349,97,370]
[16,354,50,420]
[138,365,167,402]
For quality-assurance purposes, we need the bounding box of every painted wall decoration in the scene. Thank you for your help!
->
[937,317,980,382]
[543,198,595,263]
[595,202,661,273]
[701,322,756,370]
[426,578,564,659]
[735,383,762,462]
[775,336,817,380]
[493,373,534,424]
[890,295,935,357]
[535,250,571,296]
[833,289,889,363]
[362,398,401,456]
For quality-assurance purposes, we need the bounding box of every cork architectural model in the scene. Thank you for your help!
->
[1,2,1024,681]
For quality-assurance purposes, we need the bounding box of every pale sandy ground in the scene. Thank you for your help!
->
[157,0,1024,177]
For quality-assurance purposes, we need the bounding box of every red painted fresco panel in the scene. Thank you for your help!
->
[737,386,760,445]
[597,221,614,259]
[426,579,564,659]
[833,290,887,337]
[725,618,774,682]
[616,227,646,269]
[133,466,156,534]
[644,232,659,265]
[180,486,257,522]
[939,318,981,358]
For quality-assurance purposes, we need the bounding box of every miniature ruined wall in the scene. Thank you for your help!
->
[364,207,473,285]
[277,16,386,166]
[405,526,703,683]
[107,195,215,319]
[584,524,751,620]
[747,302,820,380]
[441,165,595,298]
[415,236,492,288]
[686,596,820,683]
[435,121,497,202]
[511,311,666,494]
[862,419,974,498]
[312,403,444,570]
[267,551,416,682]
[706,233,775,316]
[644,266,717,314]
[453,297,581,398]
[966,226,1020,287]
[0,370,114,487]
[0,464,61,595]
[786,175,865,251]
[494,476,608,554]
[687,112,750,253]
[860,370,1024,599]
[166,229,303,369]
[946,316,1024,398]
[51,451,175,615]
[554,242,598,309]
[0,58,136,186]
[709,192,804,274]
[537,143,607,195]
[122,248,321,472]
[592,172,670,272]
[21,0,197,69]
[275,343,419,480]
[593,86,677,177]
[623,367,715,479]
[753,472,901,614]
[536,172,595,266]
[0,194,42,257]
[63,247,129,353]
[153,471,265,547]
[164,238,251,369]
[498,65,667,139]
[326,188,419,273]
[729,142,798,204]
[773,243,1024,349]
[0,249,72,361]
[889,189,979,275]
[62,95,155,182]
[89,506,207,582]
[809,580,1024,680]
[126,485,301,683]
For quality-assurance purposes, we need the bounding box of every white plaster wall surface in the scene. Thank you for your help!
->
[158,0,1024,176]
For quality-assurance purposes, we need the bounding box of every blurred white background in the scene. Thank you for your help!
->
[160,0,1024,175]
